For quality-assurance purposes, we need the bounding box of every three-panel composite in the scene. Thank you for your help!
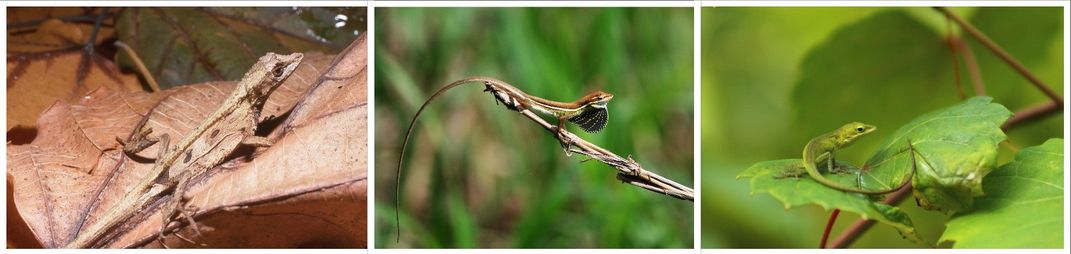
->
[2,2,1067,250]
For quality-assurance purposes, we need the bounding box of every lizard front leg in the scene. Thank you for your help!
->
[117,117,164,158]
[828,148,864,188]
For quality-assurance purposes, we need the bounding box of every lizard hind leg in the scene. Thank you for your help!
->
[828,159,856,175]
[158,174,207,247]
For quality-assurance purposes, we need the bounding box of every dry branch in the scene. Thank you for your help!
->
[510,98,695,201]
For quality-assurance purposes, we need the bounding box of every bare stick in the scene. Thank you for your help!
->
[934,7,1062,105]
[516,110,694,201]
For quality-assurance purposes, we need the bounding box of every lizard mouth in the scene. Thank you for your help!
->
[590,100,610,108]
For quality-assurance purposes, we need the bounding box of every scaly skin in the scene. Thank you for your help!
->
[781,122,911,194]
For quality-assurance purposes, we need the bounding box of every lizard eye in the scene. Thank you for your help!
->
[272,66,286,78]
[856,127,865,132]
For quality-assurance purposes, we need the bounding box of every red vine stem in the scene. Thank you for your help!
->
[934,7,1063,105]
[828,182,913,248]
[945,17,966,100]
[820,209,841,248]
[1002,101,1062,131]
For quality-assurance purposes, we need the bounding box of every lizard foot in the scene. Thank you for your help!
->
[556,128,574,156]
[829,161,855,175]
[772,173,802,181]
[159,204,209,247]
[775,164,805,180]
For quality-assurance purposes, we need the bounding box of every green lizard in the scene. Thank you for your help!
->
[778,122,912,194]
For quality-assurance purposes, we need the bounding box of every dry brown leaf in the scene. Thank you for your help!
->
[7,8,116,53]
[6,35,367,248]
[7,11,140,131]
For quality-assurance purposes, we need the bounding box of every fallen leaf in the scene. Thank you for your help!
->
[6,35,367,248]
[7,13,141,131]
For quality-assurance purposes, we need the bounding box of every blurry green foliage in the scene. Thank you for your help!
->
[376,8,694,248]
[702,7,1063,248]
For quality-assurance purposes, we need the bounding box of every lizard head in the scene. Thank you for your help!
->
[835,122,876,147]
[243,52,304,99]
[582,91,614,109]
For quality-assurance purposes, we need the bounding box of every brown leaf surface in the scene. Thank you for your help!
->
[7,10,141,131]
[6,35,367,248]
[7,8,116,53]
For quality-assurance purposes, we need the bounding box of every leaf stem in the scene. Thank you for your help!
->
[820,209,841,248]
[1002,101,1062,131]
[956,37,987,96]
[944,17,966,100]
[828,182,912,248]
[934,7,1062,105]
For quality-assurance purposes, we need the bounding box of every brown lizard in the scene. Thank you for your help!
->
[65,52,303,248]
[394,76,614,241]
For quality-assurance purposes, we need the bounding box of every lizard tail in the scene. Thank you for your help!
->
[395,76,509,242]
[804,139,915,195]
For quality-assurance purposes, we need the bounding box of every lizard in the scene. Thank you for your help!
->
[777,122,913,194]
[393,76,614,241]
[65,52,303,248]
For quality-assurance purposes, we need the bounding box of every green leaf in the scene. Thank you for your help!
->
[737,160,925,246]
[966,7,1063,110]
[964,7,1064,150]
[792,9,958,155]
[867,96,1011,213]
[116,7,346,88]
[940,139,1064,248]
[738,97,1010,246]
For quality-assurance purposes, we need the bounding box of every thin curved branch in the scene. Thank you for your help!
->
[935,7,1062,105]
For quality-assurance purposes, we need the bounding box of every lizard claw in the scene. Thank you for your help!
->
[158,204,208,247]
[180,205,210,238]
[556,128,573,156]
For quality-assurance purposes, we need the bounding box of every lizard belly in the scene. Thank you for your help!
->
[527,104,557,116]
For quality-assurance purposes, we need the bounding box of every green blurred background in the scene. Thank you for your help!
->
[701,7,1063,248]
[375,8,694,248]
